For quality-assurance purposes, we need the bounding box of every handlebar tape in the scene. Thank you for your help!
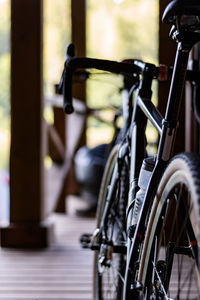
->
[63,44,75,114]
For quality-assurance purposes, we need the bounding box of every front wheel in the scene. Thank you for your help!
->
[138,153,200,299]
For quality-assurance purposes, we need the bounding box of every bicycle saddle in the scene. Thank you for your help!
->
[162,0,200,24]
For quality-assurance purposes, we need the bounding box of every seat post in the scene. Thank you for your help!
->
[165,41,190,123]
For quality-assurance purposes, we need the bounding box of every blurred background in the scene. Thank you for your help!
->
[0,0,158,195]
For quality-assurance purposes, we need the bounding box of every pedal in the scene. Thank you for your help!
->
[80,233,92,248]
[80,229,101,250]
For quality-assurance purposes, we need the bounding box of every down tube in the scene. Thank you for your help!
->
[127,98,149,242]
[124,159,167,299]
[127,112,147,252]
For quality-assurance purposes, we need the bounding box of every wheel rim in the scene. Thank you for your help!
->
[97,217,126,300]
[141,169,200,299]
[94,145,128,300]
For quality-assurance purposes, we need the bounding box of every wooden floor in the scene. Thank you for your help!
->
[0,195,199,299]
[0,204,96,300]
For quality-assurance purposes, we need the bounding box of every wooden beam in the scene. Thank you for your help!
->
[0,0,53,248]
[47,122,65,163]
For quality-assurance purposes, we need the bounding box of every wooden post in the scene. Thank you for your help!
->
[0,0,53,248]
[159,0,185,154]
[71,0,86,118]
[55,0,86,212]
[52,0,86,161]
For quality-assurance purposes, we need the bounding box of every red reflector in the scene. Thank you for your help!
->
[159,64,168,81]
[190,240,197,247]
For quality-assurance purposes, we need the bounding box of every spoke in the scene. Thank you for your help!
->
[106,266,114,299]
[167,188,194,299]
[179,260,196,298]
[102,257,125,299]
[152,236,158,286]
[101,210,126,299]
[153,185,198,299]
[110,260,125,284]
[173,188,194,248]
[110,208,127,240]
[186,265,195,300]
[163,199,169,249]
[110,261,120,291]
[143,155,200,300]
[152,260,172,300]
[165,186,182,265]
[177,254,183,297]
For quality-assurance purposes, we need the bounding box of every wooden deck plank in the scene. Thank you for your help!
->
[0,209,96,300]
[0,206,199,298]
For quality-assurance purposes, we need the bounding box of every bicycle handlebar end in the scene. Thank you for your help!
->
[64,103,74,114]
[62,44,76,114]
[66,43,76,58]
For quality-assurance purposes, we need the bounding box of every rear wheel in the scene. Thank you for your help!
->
[138,153,200,299]
[93,145,129,300]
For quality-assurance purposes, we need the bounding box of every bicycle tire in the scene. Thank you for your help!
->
[138,152,200,299]
[93,144,129,300]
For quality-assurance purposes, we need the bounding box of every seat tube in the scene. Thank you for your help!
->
[158,41,191,161]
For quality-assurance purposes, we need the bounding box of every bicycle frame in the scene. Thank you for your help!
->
[124,31,200,299]
[60,24,200,299]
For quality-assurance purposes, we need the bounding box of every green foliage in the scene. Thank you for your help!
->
[0,1,10,123]
[87,0,158,62]
[86,0,159,146]
[0,1,9,56]
[0,54,10,120]
[0,1,10,169]
[0,0,159,161]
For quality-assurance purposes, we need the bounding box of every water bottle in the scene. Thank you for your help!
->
[132,157,155,225]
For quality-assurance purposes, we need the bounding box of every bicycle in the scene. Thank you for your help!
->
[58,1,200,298]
